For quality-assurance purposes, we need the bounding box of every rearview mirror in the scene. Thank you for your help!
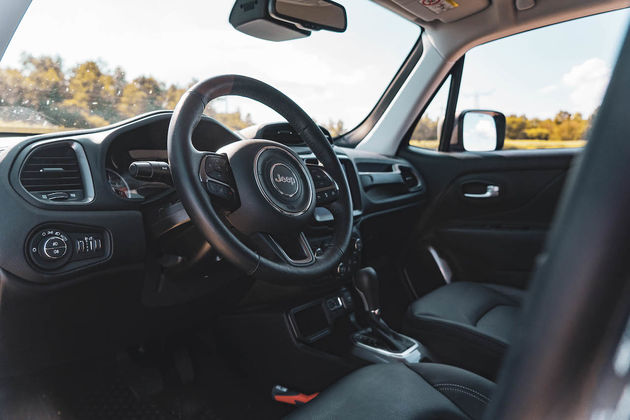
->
[270,0,347,32]
[458,110,506,152]
[230,0,347,42]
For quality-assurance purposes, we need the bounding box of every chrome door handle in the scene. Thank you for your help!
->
[464,185,500,199]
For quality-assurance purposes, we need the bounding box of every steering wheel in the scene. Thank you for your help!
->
[167,75,353,281]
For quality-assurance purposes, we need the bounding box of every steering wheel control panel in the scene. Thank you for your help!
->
[26,224,110,272]
[307,228,362,282]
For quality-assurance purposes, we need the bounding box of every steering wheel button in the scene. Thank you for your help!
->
[206,179,235,202]
[204,154,232,184]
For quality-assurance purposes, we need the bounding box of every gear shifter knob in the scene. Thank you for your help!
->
[354,267,380,314]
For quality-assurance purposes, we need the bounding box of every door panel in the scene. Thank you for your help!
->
[399,148,577,290]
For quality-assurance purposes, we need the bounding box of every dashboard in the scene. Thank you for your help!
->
[0,110,427,378]
[0,111,425,288]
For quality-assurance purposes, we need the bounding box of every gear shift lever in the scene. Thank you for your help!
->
[352,267,412,353]
[354,267,381,315]
[351,267,431,362]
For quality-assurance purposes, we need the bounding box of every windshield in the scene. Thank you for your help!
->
[0,0,420,136]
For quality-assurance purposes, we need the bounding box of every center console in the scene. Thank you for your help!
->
[286,265,430,366]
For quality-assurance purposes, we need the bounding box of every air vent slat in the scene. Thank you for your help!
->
[21,170,81,175]
[26,163,77,167]
[21,172,81,177]
[20,143,85,194]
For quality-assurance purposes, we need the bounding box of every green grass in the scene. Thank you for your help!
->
[504,139,586,150]
[409,139,586,151]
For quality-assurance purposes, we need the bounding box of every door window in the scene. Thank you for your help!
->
[456,10,629,151]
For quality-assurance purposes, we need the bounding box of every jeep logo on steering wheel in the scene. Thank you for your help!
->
[270,163,300,197]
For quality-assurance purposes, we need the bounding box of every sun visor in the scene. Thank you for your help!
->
[391,0,490,23]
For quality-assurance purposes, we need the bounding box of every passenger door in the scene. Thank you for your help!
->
[398,10,628,293]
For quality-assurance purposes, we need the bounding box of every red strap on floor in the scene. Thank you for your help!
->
[272,385,319,405]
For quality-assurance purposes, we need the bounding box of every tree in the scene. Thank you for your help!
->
[504,111,591,141]
[62,61,119,126]
[324,119,346,137]
[117,76,163,118]
[162,84,186,109]
[208,108,253,131]
[411,116,438,140]
[506,114,527,139]
[20,55,67,112]
[0,55,262,131]
[523,127,550,140]
[0,68,27,106]
[554,110,572,125]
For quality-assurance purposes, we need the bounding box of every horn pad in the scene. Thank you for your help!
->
[254,146,312,216]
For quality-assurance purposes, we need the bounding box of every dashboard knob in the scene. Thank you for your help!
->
[353,238,363,252]
[39,235,69,260]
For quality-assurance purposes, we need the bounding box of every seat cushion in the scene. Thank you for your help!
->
[404,282,524,379]
[286,362,494,420]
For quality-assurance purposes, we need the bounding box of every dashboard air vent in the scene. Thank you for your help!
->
[20,142,86,202]
[399,166,422,191]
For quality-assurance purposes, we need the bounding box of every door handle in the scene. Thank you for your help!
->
[464,185,500,199]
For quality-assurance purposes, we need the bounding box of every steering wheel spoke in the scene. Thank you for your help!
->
[307,164,340,205]
[200,153,240,211]
[254,232,315,267]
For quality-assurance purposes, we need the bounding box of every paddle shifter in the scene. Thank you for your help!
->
[352,267,428,363]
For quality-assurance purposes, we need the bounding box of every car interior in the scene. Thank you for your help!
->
[1,0,630,418]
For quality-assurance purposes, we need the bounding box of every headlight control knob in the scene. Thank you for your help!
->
[28,228,73,269]
[40,236,69,260]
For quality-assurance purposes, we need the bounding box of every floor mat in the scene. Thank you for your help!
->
[0,335,293,420]
[71,379,173,420]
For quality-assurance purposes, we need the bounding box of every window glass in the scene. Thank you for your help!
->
[455,9,629,150]
[409,76,451,150]
[0,0,420,135]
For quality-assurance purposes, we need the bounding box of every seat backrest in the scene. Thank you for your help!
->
[487,23,630,420]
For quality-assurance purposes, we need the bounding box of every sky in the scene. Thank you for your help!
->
[0,0,420,129]
[2,1,629,129]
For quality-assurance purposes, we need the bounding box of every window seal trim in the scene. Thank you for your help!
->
[439,56,465,151]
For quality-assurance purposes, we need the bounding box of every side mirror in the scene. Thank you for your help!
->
[458,110,506,152]
[230,0,347,42]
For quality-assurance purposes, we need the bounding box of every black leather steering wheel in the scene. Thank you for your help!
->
[167,75,353,281]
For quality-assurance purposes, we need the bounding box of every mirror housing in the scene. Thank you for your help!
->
[458,110,506,152]
[230,0,309,42]
[230,0,347,42]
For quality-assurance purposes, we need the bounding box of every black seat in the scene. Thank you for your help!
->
[404,282,524,379]
[286,362,494,420]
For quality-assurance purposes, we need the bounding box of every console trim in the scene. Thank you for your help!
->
[352,335,420,359]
